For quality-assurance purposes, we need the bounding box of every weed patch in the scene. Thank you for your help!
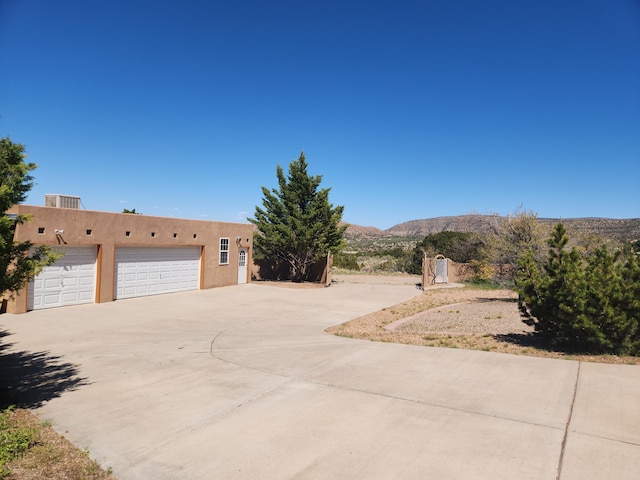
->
[0,407,114,480]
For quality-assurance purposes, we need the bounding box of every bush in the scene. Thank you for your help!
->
[516,223,640,355]
[469,259,494,282]
[333,252,360,271]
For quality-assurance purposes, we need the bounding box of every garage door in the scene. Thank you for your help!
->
[28,245,98,310]
[115,247,201,299]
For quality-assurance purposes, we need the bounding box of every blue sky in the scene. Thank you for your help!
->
[1,0,639,229]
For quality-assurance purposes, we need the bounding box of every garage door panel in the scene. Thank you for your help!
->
[115,247,201,300]
[43,294,61,306]
[44,278,60,289]
[62,292,80,303]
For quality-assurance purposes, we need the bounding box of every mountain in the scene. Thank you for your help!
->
[343,223,386,237]
[386,215,498,236]
[346,215,640,243]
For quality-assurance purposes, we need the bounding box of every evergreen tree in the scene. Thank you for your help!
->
[516,223,640,355]
[249,152,347,282]
[0,137,61,298]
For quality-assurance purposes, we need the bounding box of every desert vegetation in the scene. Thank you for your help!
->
[327,282,638,364]
[0,406,113,479]
[341,212,639,279]
[517,223,640,355]
[338,211,640,357]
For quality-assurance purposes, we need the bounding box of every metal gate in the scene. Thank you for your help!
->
[435,255,448,283]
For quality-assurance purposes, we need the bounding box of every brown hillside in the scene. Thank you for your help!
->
[386,215,498,236]
[366,215,640,243]
[344,223,387,237]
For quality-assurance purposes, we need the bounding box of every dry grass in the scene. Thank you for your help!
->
[326,285,639,365]
[1,408,114,480]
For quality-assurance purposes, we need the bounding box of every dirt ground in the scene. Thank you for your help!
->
[2,408,114,480]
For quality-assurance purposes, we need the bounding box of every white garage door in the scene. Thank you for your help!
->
[28,245,97,310]
[115,247,201,299]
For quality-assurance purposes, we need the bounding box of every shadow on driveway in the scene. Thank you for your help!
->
[0,329,88,409]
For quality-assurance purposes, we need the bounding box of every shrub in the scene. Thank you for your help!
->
[516,223,640,355]
[469,259,494,282]
[333,252,360,271]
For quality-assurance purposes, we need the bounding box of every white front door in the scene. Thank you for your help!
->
[28,245,97,310]
[237,248,247,284]
[115,247,201,299]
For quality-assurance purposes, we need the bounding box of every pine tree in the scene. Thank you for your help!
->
[249,152,347,282]
[0,137,61,299]
[516,223,640,355]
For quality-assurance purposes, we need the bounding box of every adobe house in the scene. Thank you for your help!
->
[5,195,253,313]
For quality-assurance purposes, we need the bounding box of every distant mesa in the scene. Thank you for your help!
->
[342,223,386,237]
[345,215,640,242]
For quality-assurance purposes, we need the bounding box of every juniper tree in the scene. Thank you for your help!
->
[249,152,347,282]
[0,137,61,298]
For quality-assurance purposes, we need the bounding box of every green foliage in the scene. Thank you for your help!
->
[122,208,141,214]
[333,252,360,271]
[0,139,36,212]
[249,152,347,282]
[485,209,546,284]
[408,231,483,274]
[0,407,37,478]
[468,259,494,283]
[516,223,640,355]
[462,277,505,290]
[0,137,62,298]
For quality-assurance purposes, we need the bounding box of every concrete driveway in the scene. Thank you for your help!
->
[1,281,639,479]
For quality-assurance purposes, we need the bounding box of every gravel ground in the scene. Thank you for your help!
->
[333,273,532,337]
[332,273,533,337]
[388,291,535,336]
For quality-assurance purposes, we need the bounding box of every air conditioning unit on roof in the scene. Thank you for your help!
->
[45,194,81,209]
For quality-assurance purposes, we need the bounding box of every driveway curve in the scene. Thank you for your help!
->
[1,281,639,479]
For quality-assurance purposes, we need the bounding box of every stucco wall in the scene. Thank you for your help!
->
[6,205,254,313]
[422,255,475,286]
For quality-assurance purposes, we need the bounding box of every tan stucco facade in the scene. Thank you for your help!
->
[6,205,254,313]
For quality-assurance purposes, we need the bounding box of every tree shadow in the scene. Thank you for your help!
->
[494,331,568,354]
[0,329,89,409]
[473,297,519,303]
